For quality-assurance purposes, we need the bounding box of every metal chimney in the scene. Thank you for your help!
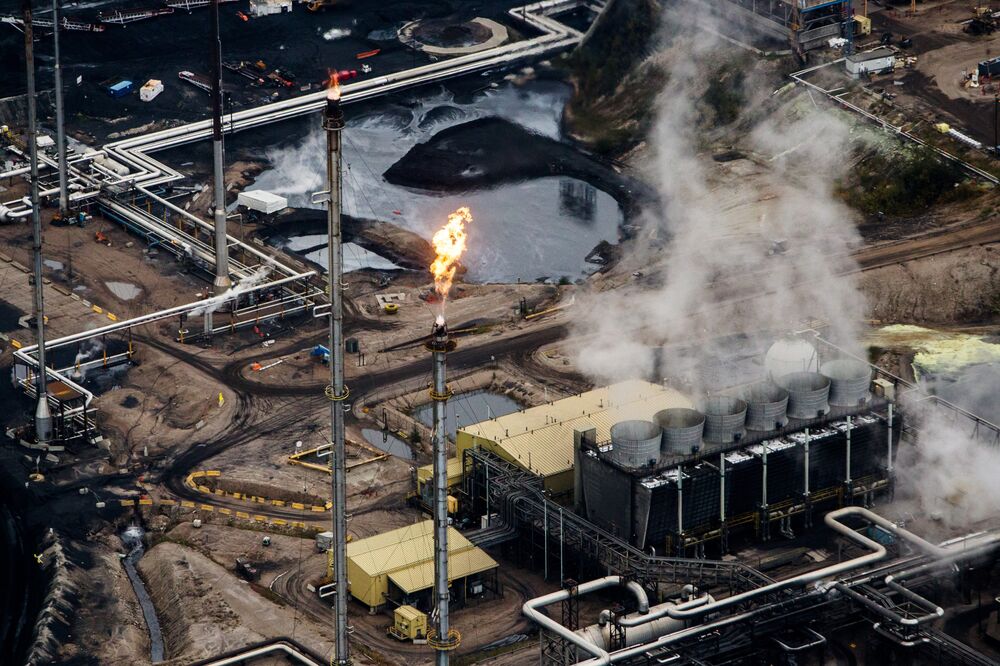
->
[426,320,459,663]
[24,0,52,445]
[210,0,230,297]
[53,0,68,216]
[323,89,350,666]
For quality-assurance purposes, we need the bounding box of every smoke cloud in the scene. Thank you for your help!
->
[568,6,865,390]
[565,3,998,529]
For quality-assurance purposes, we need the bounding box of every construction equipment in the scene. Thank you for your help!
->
[235,557,260,581]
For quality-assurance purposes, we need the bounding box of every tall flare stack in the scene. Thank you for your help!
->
[427,319,459,664]
[323,80,350,666]
[209,0,231,298]
[23,0,52,445]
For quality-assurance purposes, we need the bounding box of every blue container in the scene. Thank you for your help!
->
[108,80,133,98]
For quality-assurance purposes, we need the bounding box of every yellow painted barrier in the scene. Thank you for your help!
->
[107,313,118,322]
[119,499,135,507]
[271,499,285,507]
[311,505,325,513]
[218,508,232,515]
[200,504,214,512]
[272,519,287,526]
[205,470,221,477]
[10,339,21,349]
[138,498,153,506]
[236,511,251,520]
[181,501,196,508]
[291,502,305,510]
[197,485,211,494]
[91,305,103,314]
[214,489,225,496]
[232,492,243,500]
[254,515,267,522]
[161,499,177,506]
[292,522,307,529]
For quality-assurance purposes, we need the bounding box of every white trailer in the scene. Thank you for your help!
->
[140,79,164,102]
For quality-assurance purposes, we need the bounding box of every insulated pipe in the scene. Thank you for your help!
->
[833,583,941,627]
[323,92,349,666]
[616,506,999,631]
[804,428,811,495]
[887,402,894,472]
[23,0,52,445]
[845,415,852,484]
[522,576,651,666]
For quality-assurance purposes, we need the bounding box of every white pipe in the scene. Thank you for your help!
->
[198,642,324,666]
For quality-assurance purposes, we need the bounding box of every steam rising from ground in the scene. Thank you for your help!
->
[569,6,865,389]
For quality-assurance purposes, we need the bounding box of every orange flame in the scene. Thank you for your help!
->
[429,207,473,306]
[326,69,341,101]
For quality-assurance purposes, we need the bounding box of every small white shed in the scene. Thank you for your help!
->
[237,189,288,214]
[845,47,895,78]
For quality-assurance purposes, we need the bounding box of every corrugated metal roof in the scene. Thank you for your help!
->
[395,605,426,622]
[388,547,497,594]
[416,457,463,485]
[458,380,692,478]
[346,520,479,577]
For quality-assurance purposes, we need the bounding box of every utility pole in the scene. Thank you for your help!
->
[24,0,52,445]
[994,93,998,159]
[53,0,67,216]
[323,82,350,666]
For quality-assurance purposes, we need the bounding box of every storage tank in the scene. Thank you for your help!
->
[765,338,818,380]
[702,396,747,444]
[610,420,662,468]
[777,372,830,419]
[744,381,789,431]
[821,359,872,407]
[654,408,704,455]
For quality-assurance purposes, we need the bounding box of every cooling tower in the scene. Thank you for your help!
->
[702,396,747,444]
[654,408,705,455]
[744,381,789,431]
[821,359,872,408]
[777,372,830,419]
[610,420,662,468]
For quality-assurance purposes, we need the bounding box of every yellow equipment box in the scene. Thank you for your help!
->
[392,605,427,640]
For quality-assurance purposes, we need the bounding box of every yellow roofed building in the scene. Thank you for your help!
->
[450,379,692,496]
[346,520,499,611]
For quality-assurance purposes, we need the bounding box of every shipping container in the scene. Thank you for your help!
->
[107,79,133,98]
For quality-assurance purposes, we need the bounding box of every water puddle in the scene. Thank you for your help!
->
[121,526,164,663]
[361,428,414,459]
[105,281,142,301]
[250,81,624,283]
[43,259,64,271]
[413,390,521,440]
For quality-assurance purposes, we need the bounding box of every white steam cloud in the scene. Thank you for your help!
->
[566,4,998,529]
[568,7,865,389]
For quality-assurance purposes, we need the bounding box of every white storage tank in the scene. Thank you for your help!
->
[764,338,818,380]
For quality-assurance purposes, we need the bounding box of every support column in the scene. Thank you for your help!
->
[843,415,854,504]
[803,428,812,528]
[23,0,52,446]
[760,444,770,541]
[53,0,68,216]
[210,0,231,296]
[323,89,350,666]
[427,322,459,663]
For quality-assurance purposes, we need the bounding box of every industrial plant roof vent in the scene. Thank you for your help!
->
[820,359,872,407]
[701,396,747,444]
[610,420,662,468]
[744,381,789,431]
[777,372,830,419]
[654,408,705,455]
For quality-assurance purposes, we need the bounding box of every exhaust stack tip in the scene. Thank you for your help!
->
[324,98,345,131]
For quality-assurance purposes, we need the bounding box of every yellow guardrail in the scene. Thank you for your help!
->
[184,470,329,513]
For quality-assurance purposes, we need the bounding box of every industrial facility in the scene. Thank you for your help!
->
[2,0,1000,664]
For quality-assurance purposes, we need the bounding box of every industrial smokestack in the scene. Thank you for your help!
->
[427,319,459,664]
[323,83,350,666]
[210,0,230,297]
[53,0,67,216]
[23,0,52,445]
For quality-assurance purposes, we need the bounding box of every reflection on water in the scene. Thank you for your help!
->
[413,390,521,440]
[250,81,623,283]
[361,428,413,460]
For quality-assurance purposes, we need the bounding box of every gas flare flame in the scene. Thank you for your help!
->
[429,207,473,310]
[326,69,341,101]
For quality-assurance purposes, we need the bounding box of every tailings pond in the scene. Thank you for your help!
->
[252,81,625,283]
[413,389,520,440]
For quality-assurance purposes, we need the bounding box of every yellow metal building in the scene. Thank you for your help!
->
[346,520,498,611]
[447,380,692,496]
